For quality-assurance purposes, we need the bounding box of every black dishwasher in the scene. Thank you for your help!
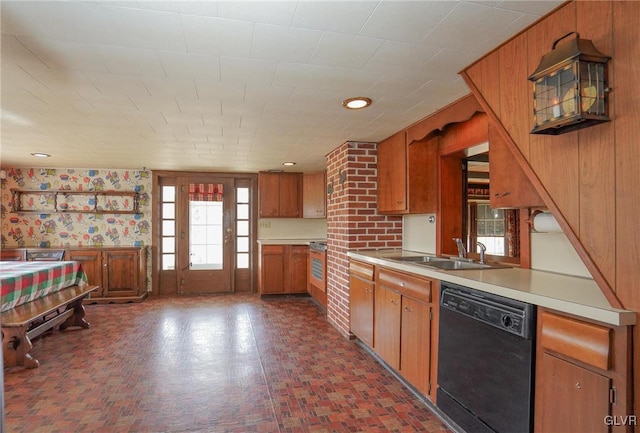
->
[437,282,536,433]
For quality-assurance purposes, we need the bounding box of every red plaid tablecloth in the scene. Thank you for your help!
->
[1,261,88,312]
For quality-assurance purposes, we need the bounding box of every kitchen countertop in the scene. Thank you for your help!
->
[348,249,636,327]
[257,238,326,245]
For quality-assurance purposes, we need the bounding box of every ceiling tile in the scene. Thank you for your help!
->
[291,2,378,34]
[310,32,383,69]
[251,23,321,63]
[181,15,253,57]
[359,1,457,43]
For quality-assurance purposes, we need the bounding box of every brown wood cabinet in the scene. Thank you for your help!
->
[1,249,27,261]
[349,260,375,347]
[302,171,326,218]
[377,131,438,214]
[534,309,633,433]
[259,244,308,294]
[374,284,402,371]
[258,172,302,218]
[66,247,147,303]
[489,123,544,208]
[374,267,434,397]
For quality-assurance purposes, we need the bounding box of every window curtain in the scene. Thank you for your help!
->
[506,210,519,257]
[188,183,223,202]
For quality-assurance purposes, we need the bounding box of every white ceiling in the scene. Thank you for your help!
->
[0,1,561,173]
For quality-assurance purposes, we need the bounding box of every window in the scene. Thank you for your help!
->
[161,185,176,270]
[236,187,250,269]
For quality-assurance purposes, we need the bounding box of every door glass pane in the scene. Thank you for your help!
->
[162,254,175,270]
[237,203,249,220]
[237,187,249,203]
[162,237,175,254]
[162,220,175,236]
[237,253,249,269]
[163,203,175,219]
[162,186,175,202]
[237,237,249,253]
[189,201,223,270]
[237,220,248,236]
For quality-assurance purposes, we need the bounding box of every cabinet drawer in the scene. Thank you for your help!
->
[262,245,285,254]
[376,268,431,304]
[540,311,611,370]
[349,260,374,281]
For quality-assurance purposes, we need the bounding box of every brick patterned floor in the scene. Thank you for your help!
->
[3,294,450,433]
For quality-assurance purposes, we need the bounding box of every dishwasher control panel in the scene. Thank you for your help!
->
[440,282,535,339]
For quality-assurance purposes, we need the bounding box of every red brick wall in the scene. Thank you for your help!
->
[325,141,402,337]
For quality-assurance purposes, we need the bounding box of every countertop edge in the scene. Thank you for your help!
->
[257,238,326,245]
[348,250,636,327]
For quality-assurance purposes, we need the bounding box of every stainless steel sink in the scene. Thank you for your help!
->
[387,255,510,270]
[425,260,511,270]
[388,255,449,263]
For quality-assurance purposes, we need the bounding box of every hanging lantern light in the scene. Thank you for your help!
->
[528,32,611,135]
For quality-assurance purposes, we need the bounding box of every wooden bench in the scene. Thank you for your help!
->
[2,284,99,369]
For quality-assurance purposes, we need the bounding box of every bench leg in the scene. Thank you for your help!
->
[2,327,40,369]
[59,298,91,331]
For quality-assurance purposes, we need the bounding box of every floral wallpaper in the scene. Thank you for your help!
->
[1,167,152,249]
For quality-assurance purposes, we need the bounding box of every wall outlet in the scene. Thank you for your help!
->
[259,221,271,229]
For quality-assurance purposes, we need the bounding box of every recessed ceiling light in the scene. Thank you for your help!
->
[282,162,296,166]
[31,152,51,158]
[342,97,372,110]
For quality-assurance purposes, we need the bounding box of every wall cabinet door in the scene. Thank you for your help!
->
[258,172,302,218]
[303,171,326,218]
[377,131,407,213]
[400,297,431,396]
[374,285,402,371]
[377,131,438,214]
[278,173,302,217]
[489,123,544,208]
[258,173,281,217]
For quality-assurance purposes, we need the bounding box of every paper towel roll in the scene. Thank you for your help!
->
[532,212,562,233]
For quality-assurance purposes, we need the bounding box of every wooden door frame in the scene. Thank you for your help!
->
[151,170,258,296]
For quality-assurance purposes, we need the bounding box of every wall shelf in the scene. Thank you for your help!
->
[10,189,140,214]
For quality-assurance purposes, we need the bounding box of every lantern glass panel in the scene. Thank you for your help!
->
[533,63,577,126]
[579,61,605,115]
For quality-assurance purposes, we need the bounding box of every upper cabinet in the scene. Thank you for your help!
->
[302,171,326,218]
[489,124,545,209]
[258,172,302,218]
[377,131,438,214]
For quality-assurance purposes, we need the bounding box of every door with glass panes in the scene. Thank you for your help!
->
[161,176,236,294]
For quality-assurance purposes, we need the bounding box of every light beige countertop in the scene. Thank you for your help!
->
[348,249,636,327]
[257,239,326,245]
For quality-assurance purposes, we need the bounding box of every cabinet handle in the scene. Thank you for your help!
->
[390,299,399,305]
[494,191,511,197]
[575,382,582,389]
[398,282,405,287]
[404,306,413,312]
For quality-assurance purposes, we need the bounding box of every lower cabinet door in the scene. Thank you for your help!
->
[349,275,374,347]
[374,286,401,371]
[103,249,140,297]
[400,297,431,396]
[67,250,104,298]
[535,353,611,433]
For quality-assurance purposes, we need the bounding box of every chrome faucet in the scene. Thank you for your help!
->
[453,238,466,259]
[477,241,487,264]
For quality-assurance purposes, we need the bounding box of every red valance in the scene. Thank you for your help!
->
[188,183,223,202]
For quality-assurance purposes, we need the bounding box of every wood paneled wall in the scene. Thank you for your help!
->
[461,0,640,417]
